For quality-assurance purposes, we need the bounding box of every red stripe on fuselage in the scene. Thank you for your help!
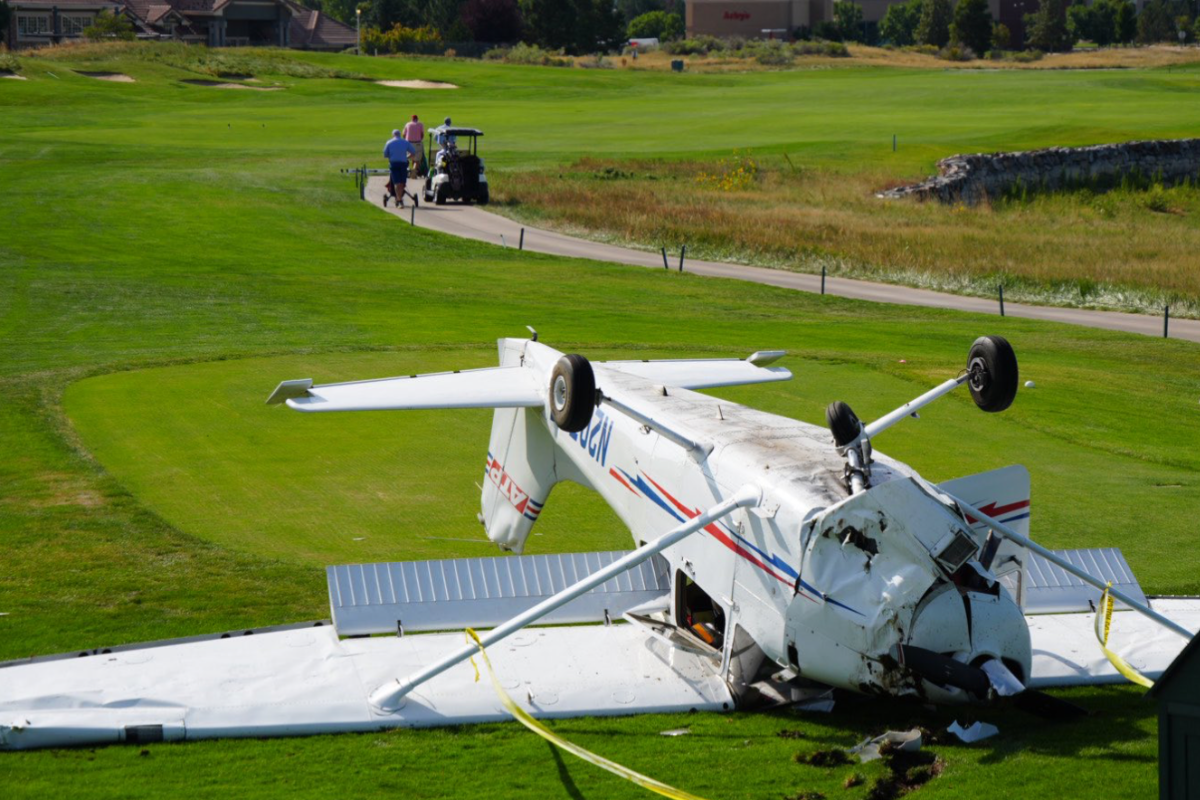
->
[642,474,793,587]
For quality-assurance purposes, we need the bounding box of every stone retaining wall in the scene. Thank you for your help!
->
[878,139,1200,204]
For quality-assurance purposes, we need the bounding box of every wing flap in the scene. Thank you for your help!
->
[271,366,544,413]
[600,355,791,390]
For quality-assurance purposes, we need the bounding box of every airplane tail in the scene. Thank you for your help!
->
[481,338,558,552]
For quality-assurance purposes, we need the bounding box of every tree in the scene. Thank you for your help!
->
[520,0,576,48]
[421,0,463,36]
[363,0,421,31]
[581,0,627,52]
[992,20,1011,48]
[627,9,682,39]
[521,0,623,53]
[463,0,521,42]
[951,0,993,54]
[1114,0,1136,42]
[1088,0,1117,45]
[879,0,922,45]
[1137,0,1176,41]
[1026,0,1071,50]
[915,0,953,46]
[1066,0,1092,43]
[615,0,664,24]
[83,9,136,40]
[0,0,13,34]
[834,0,864,41]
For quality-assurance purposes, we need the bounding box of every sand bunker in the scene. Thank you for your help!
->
[76,71,135,82]
[2,73,26,80]
[375,80,459,89]
[181,79,282,91]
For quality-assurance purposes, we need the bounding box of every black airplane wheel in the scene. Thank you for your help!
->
[826,401,863,447]
[549,355,595,433]
[966,336,1018,413]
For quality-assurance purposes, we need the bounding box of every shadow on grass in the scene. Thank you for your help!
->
[548,740,587,800]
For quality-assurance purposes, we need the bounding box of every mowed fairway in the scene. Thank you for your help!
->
[1,46,1199,799]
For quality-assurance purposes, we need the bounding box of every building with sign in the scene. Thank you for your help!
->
[685,0,834,38]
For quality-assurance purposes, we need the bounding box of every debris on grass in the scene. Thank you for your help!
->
[783,792,826,800]
[776,729,807,739]
[659,728,690,737]
[850,729,922,763]
[799,748,852,767]
[844,773,865,788]
[947,720,999,743]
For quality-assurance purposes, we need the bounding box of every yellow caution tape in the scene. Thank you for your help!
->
[1093,584,1155,689]
[464,628,711,800]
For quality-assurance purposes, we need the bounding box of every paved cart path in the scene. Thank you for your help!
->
[369,177,1200,344]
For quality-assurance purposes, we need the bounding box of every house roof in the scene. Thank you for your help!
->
[283,1,355,49]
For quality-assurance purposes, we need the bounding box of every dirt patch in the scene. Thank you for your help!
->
[181,79,282,91]
[375,79,458,89]
[76,71,135,82]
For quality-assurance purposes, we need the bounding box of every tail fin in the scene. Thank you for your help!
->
[481,339,558,553]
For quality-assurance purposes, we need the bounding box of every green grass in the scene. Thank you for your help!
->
[1,43,1198,799]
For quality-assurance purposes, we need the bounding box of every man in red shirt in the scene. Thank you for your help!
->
[402,114,426,176]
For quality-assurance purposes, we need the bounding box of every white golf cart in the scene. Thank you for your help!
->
[423,125,489,206]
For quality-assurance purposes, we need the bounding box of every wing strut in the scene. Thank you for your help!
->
[367,484,763,712]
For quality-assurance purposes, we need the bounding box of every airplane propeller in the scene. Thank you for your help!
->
[896,644,1088,721]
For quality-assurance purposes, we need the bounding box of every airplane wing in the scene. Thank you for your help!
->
[265,366,544,412]
[599,351,791,390]
[0,550,730,750]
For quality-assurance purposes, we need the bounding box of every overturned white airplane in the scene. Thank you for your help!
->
[2,334,1195,750]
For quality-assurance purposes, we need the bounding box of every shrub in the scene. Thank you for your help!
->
[938,43,976,60]
[904,42,940,55]
[1005,48,1043,61]
[483,46,509,60]
[662,35,725,55]
[696,152,759,191]
[747,39,794,65]
[502,41,571,66]
[360,23,442,55]
[0,52,19,74]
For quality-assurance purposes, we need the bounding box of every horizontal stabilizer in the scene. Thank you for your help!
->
[273,366,544,413]
[1023,547,1148,615]
[328,552,671,636]
[600,355,791,389]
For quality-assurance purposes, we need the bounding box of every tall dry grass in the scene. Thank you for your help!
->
[602,44,1200,72]
[493,157,1200,316]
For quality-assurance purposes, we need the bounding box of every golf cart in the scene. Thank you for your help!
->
[423,126,488,206]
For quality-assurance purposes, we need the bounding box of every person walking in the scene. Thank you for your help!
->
[382,128,417,208]
[402,114,426,176]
